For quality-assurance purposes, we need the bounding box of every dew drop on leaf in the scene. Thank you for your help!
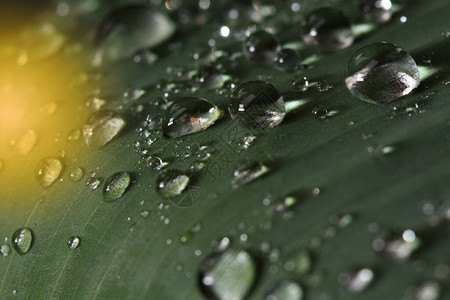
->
[156,170,190,198]
[362,0,393,23]
[415,281,441,300]
[69,167,84,182]
[345,42,420,104]
[301,8,354,52]
[67,236,80,249]
[12,227,33,255]
[199,249,256,300]
[1,244,10,256]
[243,30,281,64]
[339,268,374,293]
[103,171,131,202]
[162,97,222,138]
[35,157,63,188]
[229,81,285,130]
[292,76,309,91]
[266,280,304,300]
[231,162,269,188]
[274,49,300,72]
[83,110,126,148]
[93,5,175,66]
[17,129,37,155]
[285,250,312,277]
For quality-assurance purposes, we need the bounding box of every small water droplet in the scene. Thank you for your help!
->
[345,42,420,104]
[243,30,281,64]
[232,162,269,188]
[301,8,353,51]
[83,110,126,148]
[292,76,309,91]
[199,249,256,300]
[163,97,222,138]
[362,0,392,23]
[285,250,312,277]
[35,157,63,188]
[103,171,131,202]
[12,228,33,255]
[229,81,285,130]
[17,129,37,155]
[67,236,80,249]
[339,268,374,292]
[157,170,189,198]
[274,49,300,72]
[67,129,81,142]
[86,177,102,190]
[1,244,10,256]
[266,280,304,300]
[415,281,441,300]
[312,107,338,120]
[140,210,150,218]
[316,80,332,92]
[180,232,193,244]
[69,167,84,182]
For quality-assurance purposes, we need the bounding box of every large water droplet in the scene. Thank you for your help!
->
[229,81,285,130]
[199,249,256,300]
[232,162,269,188]
[35,157,63,188]
[285,250,312,277]
[243,30,281,64]
[103,171,131,202]
[266,281,304,300]
[163,97,222,138]
[345,42,420,104]
[67,236,80,249]
[93,5,175,66]
[83,110,125,148]
[12,228,33,255]
[415,281,441,300]
[157,170,189,198]
[301,8,353,51]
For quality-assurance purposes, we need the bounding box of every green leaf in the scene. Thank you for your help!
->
[0,1,449,299]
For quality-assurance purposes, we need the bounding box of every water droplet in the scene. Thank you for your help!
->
[345,42,420,104]
[35,157,63,188]
[415,281,440,300]
[103,171,131,202]
[83,110,126,148]
[12,228,33,255]
[180,232,193,244]
[1,244,10,256]
[232,162,269,188]
[301,8,353,52]
[157,170,189,198]
[86,177,102,190]
[93,5,175,66]
[285,250,312,277]
[199,249,256,300]
[69,167,84,182]
[140,210,150,218]
[266,280,304,300]
[67,236,80,249]
[274,49,300,72]
[339,268,374,292]
[17,129,37,155]
[377,230,421,260]
[362,0,392,23]
[292,76,309,91]
[312,107,339,120]
[243,30,281,64]
[39,102,57,115]
[67,129,81,141]
[163,97,222,138]
[229,81,285,130]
